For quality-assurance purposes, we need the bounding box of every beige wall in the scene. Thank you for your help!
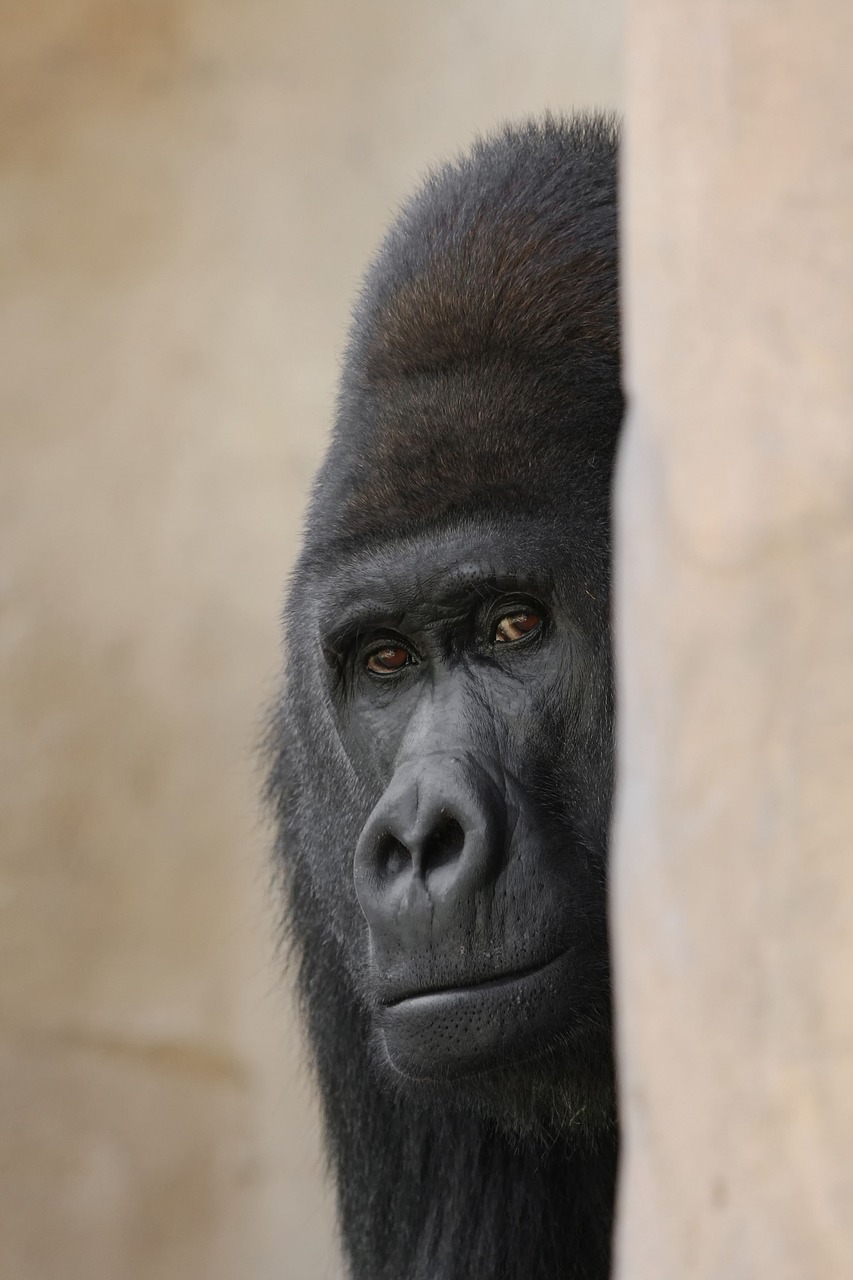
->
[614,1,853,1276]
[1,4,621,1277]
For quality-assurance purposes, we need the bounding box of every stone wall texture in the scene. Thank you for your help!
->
[614,1,853,1276]
[0,4,621,1278]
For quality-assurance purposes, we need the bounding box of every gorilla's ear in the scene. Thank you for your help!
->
[267,627,371,954]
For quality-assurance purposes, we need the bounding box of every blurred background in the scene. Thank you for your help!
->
[1,3,621,1277]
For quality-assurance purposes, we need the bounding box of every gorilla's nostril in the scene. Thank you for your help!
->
[376,832,409,877]
[423,815,465,873]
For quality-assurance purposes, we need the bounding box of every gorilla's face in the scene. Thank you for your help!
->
[317,517,614,1111]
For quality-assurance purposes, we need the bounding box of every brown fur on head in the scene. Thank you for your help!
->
[309,114,620,544]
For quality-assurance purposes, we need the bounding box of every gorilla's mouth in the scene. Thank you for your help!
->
[375,947,582,1080]
[380,947,570,1008]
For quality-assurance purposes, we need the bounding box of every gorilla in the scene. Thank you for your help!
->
[268,113,621,1280]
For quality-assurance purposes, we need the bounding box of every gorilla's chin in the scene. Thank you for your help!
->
[376,1006,617,1141]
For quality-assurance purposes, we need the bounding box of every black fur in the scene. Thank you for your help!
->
[268,113,622,1280]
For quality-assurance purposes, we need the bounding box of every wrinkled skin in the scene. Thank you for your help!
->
[269,114,621,1280]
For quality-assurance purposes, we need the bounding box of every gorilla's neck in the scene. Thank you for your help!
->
[350,1108,615,1280]
[330,1082,617,1279]
[309,955,618,1280]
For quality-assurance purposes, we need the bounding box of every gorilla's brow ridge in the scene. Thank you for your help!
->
[314,522,560,640]
[317,564,552,651]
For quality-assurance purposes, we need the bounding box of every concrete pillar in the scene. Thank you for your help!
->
[614,2,853,1276]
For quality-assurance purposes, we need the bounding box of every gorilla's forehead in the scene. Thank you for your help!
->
[313,519,560,635]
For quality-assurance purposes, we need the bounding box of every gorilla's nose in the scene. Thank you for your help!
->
[353,758,504,950]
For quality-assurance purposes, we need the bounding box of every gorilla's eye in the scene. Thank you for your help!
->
[366,644,412,675]
[494,609,542,644]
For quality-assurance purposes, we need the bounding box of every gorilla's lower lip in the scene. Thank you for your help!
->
[376,948,579,1080]
[380,949,569,1008]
